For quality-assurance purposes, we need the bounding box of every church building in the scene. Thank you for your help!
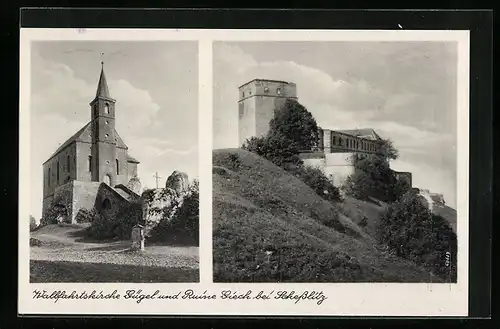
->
[42,63,142,224]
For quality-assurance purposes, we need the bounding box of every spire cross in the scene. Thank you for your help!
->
[153,172,162,188]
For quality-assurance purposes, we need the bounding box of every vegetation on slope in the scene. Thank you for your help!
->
[212,149,438,283]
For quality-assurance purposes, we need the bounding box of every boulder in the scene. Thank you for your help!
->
[166,171,190,196]
[140,188,184,236]
[126,176,142,195]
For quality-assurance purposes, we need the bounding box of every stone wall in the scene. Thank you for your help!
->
[302,152,355,187]
[72,181,101,223]
[95,183,130,221]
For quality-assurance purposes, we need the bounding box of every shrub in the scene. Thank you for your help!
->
[291,165,341,203]
[377,190,457,281]
[242,134,303,170]
[86,201,142,240]
[29,215,38,232]
[74,208,97,223]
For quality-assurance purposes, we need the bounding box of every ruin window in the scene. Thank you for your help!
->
[116,159,119,175]
[104,103,110,114]
[67,155,70,172]
[57,162,60,181]
[88,156,92,172]
[48,168,51,187]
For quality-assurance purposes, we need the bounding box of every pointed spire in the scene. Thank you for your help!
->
[95,61,111,99]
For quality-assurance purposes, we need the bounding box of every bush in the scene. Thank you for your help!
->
[242,134,303,170]
[74,208,97,223]
[344,153,399,203]
[86,201,142,240]
[377,191,457,281]
[30,215,38,232]
[291,165,341,203]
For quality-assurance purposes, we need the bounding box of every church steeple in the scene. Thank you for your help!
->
[95,61,111,99]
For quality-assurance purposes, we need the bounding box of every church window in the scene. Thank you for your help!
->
[105,134,109,138]
[242,92,245,97]
[88,156,92,172]
[249,91,252,95]
[276,88,281,95]
[57,162,60,182]
[264,87,269,93]
[105,121,109,125]
[104,103,110,114]
[48,168,51,187]
[116,159,120,175]
[67,155,70,172]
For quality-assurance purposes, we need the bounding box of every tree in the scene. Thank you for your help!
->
[29,215,38,232]
[268,99,320,152]
[378,138,399,161]
[344,153,399,202]
[377,190,457,281]
[242,133,303,170]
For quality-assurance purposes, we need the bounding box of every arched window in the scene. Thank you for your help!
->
[116,159,119,175]
[67,155,70,172]
[48,168,51,187]
[331,136,336,147]
[88,156,92,172]
[56,162,60,181]
[104,103,109,114]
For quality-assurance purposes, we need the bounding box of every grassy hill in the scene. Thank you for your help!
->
[30,223,199,283]
[212,148,441,283]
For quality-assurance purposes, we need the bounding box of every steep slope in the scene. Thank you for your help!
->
[213,149,440,283]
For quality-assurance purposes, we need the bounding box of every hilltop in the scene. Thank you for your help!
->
[212,148,441,283]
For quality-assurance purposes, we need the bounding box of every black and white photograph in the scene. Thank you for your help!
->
[212,41,459,283]
[28,40,200,283]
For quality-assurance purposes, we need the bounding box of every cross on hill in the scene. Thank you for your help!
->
[153,172,162,188]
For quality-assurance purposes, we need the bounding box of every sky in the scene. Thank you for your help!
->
[30,41,198,219]
[213,41,458,208]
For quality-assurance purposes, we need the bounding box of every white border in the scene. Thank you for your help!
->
[19,28,470,316]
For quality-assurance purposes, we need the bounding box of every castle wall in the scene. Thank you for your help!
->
[238,97,256,146]
[42,143,77,200]
[238,79,298,146]
[301,152,356,187]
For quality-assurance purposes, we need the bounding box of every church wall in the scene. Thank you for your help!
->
[43,143,77,200]
[76,142,92,182]
[115,147,129,186]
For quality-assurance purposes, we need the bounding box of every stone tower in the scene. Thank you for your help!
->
[89,62,117,186]
[238,79,298,146]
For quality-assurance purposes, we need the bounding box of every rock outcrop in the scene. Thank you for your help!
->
[166,170,190,196]
[126,176,142,195]
[141,171,191,236]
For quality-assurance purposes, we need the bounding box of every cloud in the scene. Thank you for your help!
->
[213,42,457,206]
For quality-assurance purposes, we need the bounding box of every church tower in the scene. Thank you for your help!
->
[89,62,117,186]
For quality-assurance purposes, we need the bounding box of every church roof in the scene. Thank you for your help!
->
[127,154,140,163]
[335,128,383,141]
[95,63,112,99]
[43,121,131,164]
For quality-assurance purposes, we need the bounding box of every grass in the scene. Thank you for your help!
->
[30,260,198,283]
[212,148,441,283]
